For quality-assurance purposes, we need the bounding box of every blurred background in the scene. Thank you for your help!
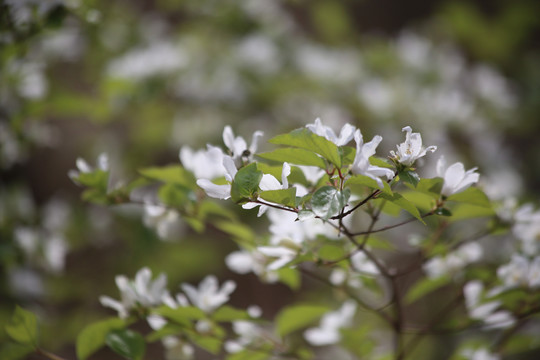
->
[1,0,540,358]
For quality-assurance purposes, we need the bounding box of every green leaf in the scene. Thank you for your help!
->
[154,306,206,326]
[435,208,452,216]
[231,163,262,203]
[139,165,195,187]
[311,186,350,220]
[146,323,185,343]
[405,276,451,304]
[399,170,420,187]
[340,146,356,167]
[212,306,250,322]
[227,349,272,360]
[214,220,256,248]
[5,306,38,346]
[76,170,109,190]
[276,305,330,337]
[415,178,443,198]
[269,128,341,167]
[158,183,194,207]
[0,342,34,360]
[449,203,495,221]
[447,187,491,208]
[370,157,393,169]
[257,148,326,168]
[318,244,346,261]
[277,267,301,290]
[105,329,146,360]
[76,317,126,360]
[379,193,424,223]
[345,175,392,194]
[259,188,297,208]
[186,331,222,354]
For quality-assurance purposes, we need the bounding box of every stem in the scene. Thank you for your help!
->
[351,210,435,237]
[36,348,69,360]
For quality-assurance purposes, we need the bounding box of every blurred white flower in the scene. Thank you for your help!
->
[463,281,515,330]
[304,300,357,346]
[436,156,479,197]
[225,249,279,283]
[306,118,356,146]
[350,129,394,188]
[424,242,483,278]
[497,254,540,289]
[181,275,236,313]
[143,202,183,241]
[512,204,540,256]
[99,267,170,319]
[391,126,436,167]
[461,347,500,360]
[257,245,297,271]
[68,153,109,180]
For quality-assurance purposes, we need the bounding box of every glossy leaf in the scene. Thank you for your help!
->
[259,187,297,208]
[269,128,341,167]
[276,305,330,336]
[231,163,262,203]
[76,317,126,360]
[399,170,420,187]
[311,186,350,220]
[105,329,146,360]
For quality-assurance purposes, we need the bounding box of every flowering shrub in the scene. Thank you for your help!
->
[6,118,540,360]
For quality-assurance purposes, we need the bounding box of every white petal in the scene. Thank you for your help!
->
[196,179,231,199]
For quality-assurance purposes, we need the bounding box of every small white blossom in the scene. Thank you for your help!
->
[391,126,436,167]
[222,125,264,164]
[99,267,170,319]
[196,154,237,200]
[461,347,500,360]
[350,129,394,188]
[463,281,515,329]
[181,275,236,313]
[68,153,109,180]
[224,320,262,353]
[424,242,483,278]
[257,246,297,271]
[143,202,183,241]
[180,145,228,180]
[497,254,540,289]
[304,300,357,346]
[225,249,279,283]
[436,156,479,197]
[306,118,356,146]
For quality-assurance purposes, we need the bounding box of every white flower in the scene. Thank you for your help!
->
[436,156,479,197]
[497,254,540,289]
[242,162,291,216]
[306,118,356,146]
[99,267,170,319]
[424,242,483,278]
[181,275,236,313]
[463,281,515,329]
[303,300,357,346]
[196,154,237,200]
[225,249,279,283]
[461,347,500,360]
[224,320,262,353]
[68,153,109,180]
[512,204,540,256]
[143,202,183,241]
[222,125,264,164]
[391,126,436,167]
[257,245,297,271]
[180,145,228,180]
[350,129,394,188]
